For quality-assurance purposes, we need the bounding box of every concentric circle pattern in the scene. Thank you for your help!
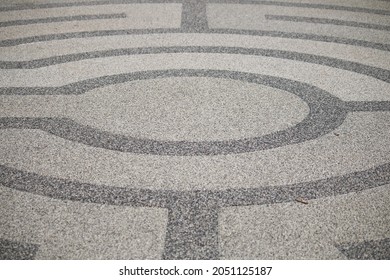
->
[0,0,389,260]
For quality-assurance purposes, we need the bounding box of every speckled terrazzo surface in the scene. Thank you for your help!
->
[0,0,389,260]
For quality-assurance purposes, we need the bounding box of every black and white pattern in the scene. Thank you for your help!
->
[0,0,389,260]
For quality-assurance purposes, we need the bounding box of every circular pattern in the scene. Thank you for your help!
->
[1,70,348,155]
[70,76,310,141]
[1,0,390,260]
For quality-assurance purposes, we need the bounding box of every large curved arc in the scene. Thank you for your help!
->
[1,29,389,52]
[1,46,389,84]
[1,162,390,207]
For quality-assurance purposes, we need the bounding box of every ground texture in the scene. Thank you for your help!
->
[0,0,389,260]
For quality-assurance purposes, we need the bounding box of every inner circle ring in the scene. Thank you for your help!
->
[9,69,348,156]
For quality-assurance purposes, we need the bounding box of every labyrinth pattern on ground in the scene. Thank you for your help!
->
[0,0,389,260]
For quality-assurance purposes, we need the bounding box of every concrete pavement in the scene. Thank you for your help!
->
[0,0,389,259]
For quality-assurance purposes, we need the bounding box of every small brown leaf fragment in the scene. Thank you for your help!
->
[296,197,309,204]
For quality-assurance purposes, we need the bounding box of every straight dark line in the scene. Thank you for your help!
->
[1,47,389,83]
[209,0,390,16]
[181,0,208,31]
[209,29,390,51]
[0,13,127,28]
[345,101,390,111]
[0,29,180,47]
[213,163,390,207]
[0,0,180,12]
[266,15,390,31]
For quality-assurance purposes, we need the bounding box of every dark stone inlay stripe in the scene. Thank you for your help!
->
[0,70,348,156]
[1,163,390,259]
[181,0,208,31]
[0,238,39,260]
[0,0,181,12]
[217,163,390,207]
[265,15,390,31]
[1,29,388,52]
[1,46,389,84]
[163,195,219,259]
[0,165,168,208]
[337,238,390,260]
[1,163,389,209]
[209,29,390,52]
[0,29,180,47]
[345,101,390,112]
[210,0,390,16]
[0,13,127,28]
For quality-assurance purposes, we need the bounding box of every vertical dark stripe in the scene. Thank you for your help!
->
[163,195,219,259]
[181,0,208,32]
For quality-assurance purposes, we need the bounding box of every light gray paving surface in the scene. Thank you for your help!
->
[0,0,389,260]
[0,186,168,259]
[219,184,390,259]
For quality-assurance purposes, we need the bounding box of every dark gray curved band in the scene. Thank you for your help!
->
[1,46,389,84]
[1,29,389,52]
[265,15,390,31]
[0,69,349,156]
[2,162,389,208]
